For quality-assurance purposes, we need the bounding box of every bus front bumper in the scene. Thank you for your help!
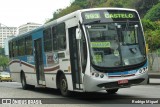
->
[83,73,148,92]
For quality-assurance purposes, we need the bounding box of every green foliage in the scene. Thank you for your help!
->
[135,0,159,17]
[47,5,81,22]
[0,56,9,70]
[145,30,160,51]
[0,48,9,70]
[142,19,160,51]
[72,0,88,8]
[144,3,160,21]
[141,19,159,31]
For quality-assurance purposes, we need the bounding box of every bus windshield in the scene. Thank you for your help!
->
[85,22,146,68]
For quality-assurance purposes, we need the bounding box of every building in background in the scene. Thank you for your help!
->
[0,24,17,48]
[18,22,42,34]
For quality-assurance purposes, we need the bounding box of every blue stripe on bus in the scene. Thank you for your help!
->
[108,62,147,76]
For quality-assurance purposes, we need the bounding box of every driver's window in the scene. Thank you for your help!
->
[122,28,137,45]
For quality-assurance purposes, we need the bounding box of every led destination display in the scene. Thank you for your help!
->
[82,10,138,21]
[104,12,135,19]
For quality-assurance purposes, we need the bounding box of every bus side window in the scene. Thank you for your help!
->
[9,42,13,58]
[56,23,66,50]
[25,36,33,55]
[52,27,58,51]
[52,23,66,51]
[12,41,18,57]
[18,38,25,56]
[43,28,52,52]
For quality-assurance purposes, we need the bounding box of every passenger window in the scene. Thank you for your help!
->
[52,27,58,50]
[43,28,52,52]
[56,23,66,50]
[18,38,25,56]
[12,41,18,57]
[52,23,66,51]
[25,36,33,55]
[9,42,13,58]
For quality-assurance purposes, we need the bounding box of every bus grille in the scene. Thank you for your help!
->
[97,78,145,88]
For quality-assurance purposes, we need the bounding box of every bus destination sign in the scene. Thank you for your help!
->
[104,12,135,19]
[83,10,137,20]
[84,12,101,19]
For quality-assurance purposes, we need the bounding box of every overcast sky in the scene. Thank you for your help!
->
[0,0,71,27]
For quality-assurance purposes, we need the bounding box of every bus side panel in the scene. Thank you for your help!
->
[21,63,37,86]
[25,73,37,86]
[9,60,21,82]
[44,73,73,90]
[11,72,21,82]
[65,75,73,91]
[43,73,56,88]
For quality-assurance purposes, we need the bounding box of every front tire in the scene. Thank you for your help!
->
[59,75,70,96]
[106,89,119,94]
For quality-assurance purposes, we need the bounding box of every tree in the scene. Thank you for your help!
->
[144,3,160,21]
[142,19,160,51]
[145,30,160,51]
[50,5,81,20]
[0,56,9,70]
[0,48,9,70]
[141,19,159,31]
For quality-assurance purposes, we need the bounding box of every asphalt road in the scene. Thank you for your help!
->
[0,81,160,107]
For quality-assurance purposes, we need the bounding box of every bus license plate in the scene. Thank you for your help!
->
[118,79,128,84]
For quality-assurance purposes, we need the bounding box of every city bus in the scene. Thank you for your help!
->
[8,8,148,96]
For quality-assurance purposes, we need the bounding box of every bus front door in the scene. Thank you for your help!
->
[69,27,82,90]
[34,38,45,86]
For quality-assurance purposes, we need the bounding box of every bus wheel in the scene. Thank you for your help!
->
[21,72,29,90]
[106,89,119,94]
[60,75,70,96]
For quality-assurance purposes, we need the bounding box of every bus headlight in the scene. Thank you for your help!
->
[95,73,99,77]
[90,67,105,78]
[100,74,104,78]
[91,72,105,78]
[137,67,148,75]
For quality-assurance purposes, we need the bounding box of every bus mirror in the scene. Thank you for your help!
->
[76,28,82,40]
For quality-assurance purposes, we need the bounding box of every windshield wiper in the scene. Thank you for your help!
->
[83,19,101,25]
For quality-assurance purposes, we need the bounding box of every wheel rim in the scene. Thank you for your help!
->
[61,79,67,93]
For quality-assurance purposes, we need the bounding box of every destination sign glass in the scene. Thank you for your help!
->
[84,12,101,19]
[104,12,136,19]
[82,10,139,22]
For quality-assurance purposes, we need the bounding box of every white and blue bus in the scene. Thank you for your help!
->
[9,8,148,96]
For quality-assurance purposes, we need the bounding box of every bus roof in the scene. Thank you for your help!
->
[45,7,137,27]
[9,7,137,41]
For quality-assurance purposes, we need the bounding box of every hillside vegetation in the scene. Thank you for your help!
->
[48,0,160,51]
